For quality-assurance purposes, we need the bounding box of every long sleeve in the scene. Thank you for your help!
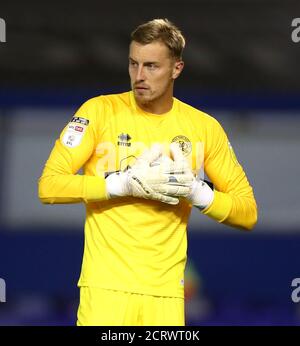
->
[38,98,109,204]
[201,118,258,230]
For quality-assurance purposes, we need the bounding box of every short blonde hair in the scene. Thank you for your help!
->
[130,18,185,60]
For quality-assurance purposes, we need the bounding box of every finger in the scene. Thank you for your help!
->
[153,192,179,205]
[147,171,194,186]
[170,142,186,162]
[151,154,173,167]
[147,174,170,184]
[167,173,194,184]
[160,161,190,174]
[137,144,163,165]
[154,184,191,197]
[148,144,163,164]
[159,155,173,164]
[169,143,192,175]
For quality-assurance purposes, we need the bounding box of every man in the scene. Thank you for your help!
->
[38,18,257,326]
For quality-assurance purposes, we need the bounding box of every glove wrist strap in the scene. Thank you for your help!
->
[190,179,214,210]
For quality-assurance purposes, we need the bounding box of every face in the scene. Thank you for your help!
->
[129,40,184,106]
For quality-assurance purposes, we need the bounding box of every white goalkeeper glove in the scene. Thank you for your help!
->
[105,145,194,205]
[168,143,215,210]
[188,178,214,210]
[150,154,194,198]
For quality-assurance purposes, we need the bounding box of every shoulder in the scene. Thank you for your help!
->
[75,91,131,123]
[80,91,130,110]
[175,97,222,130]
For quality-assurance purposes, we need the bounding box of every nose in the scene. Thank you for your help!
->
[136,65,145,81]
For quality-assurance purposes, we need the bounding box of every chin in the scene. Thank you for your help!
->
[134,92,152,104]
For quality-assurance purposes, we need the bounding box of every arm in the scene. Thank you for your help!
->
[201,118,257,231]
[38,98,109,204]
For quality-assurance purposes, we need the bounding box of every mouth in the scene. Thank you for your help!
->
[134,85,149,91]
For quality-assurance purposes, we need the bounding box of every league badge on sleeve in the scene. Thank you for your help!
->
[62,116,89,148]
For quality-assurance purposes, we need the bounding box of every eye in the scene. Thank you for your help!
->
[129,60,137,67]
[147,63,157,70]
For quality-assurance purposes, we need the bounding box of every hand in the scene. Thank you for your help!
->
[188,179,214,210]
[150,152,194,198]
[105,144,194,205]
[164,143,214,210]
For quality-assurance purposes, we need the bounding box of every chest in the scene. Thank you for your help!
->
[94,111,204,174]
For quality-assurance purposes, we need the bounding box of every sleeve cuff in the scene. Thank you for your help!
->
[201,190,233,222]
[85,176,109,202]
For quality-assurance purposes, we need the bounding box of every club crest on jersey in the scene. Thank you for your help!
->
[117,133,132,147]
[171,135,192,156]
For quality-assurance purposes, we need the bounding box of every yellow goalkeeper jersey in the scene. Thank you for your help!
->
[38,91,257,298]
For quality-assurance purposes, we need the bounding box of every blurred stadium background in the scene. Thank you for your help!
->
[1,0,300,325]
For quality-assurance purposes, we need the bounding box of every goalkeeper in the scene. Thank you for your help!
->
[38,18,257,326]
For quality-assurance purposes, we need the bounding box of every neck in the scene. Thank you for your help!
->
[136,86,174,115]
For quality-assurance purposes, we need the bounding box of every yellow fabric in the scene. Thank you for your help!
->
[77,287,184,326]
[38,91,257,299]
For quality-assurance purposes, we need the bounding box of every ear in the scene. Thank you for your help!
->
[172,60,184,80]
